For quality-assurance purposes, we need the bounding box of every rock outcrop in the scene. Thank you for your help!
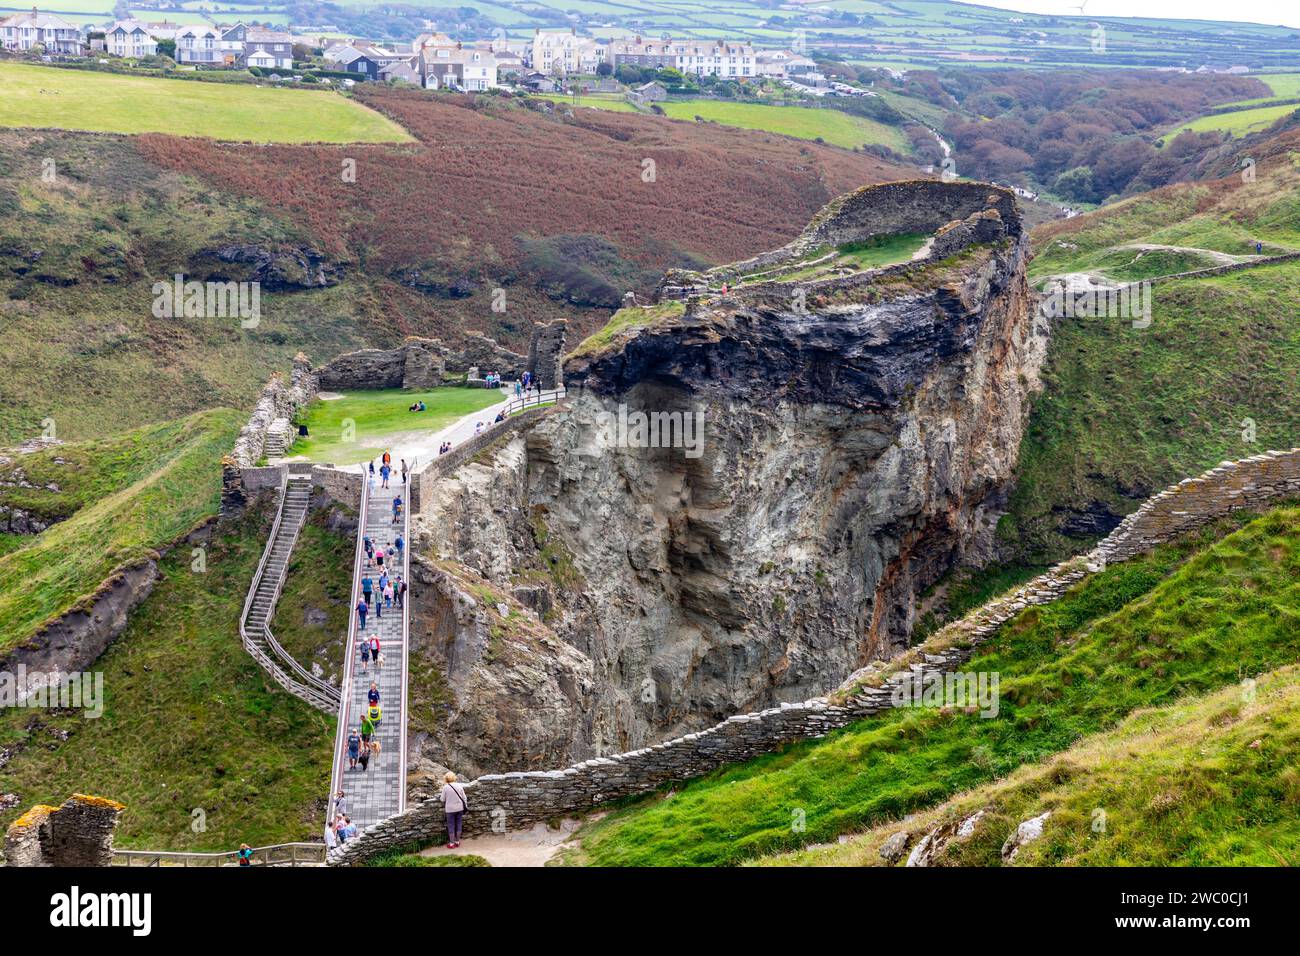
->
[413,179,1044,759]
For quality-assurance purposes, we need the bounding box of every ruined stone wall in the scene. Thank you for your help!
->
[222,354,317,517]
[329,446,1300,865]
[526,320,567,389]
[3,794,124,867]
[697,179,1020,284]
[409,404,561,515]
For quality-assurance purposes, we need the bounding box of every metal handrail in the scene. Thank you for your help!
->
[397,464,411,813]
[112,842,326,868]
[239,470,340,712]
[328,471,371,824]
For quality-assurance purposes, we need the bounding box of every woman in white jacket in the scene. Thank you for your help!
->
[441,772,468,849]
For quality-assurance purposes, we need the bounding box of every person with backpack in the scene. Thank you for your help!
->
[346,728,361,770]
[392,495,402,524]
[238,843,254,866]
[356,598,368,631]
[442,772,468,849]
[394,534,404,562]
[396,576,407,609]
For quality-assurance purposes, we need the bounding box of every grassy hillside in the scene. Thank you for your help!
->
[562,504,1300,866]
[1163,103,1300,142]
[0,408,243,656]
[761,663,1300,866]
[0,501,347,850]
[0,89,911,443]
[1007,157,1300,562]
[662,100,909,152]
[0,63,410,144]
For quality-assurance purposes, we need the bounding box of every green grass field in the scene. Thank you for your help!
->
[291,387,504,465]
[659,99,910,152]
[564,505,1300,866]
[0,501,343,850]
[535,93,641,112]
[0,63,411,143]
[763,662,1300,866]
[1164,102,1300,141]
[0,409,243,656]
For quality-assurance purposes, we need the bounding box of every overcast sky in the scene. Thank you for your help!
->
[958,0,1300,30]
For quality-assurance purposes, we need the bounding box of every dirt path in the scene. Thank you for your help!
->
[418,818,589,867]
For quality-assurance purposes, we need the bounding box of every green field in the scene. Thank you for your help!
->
[0,63,411,143]
[291,387,504,465]
[659,99,910,151]
[563,505,1300,866]
[0,500,343,850]
[1164,102,1300,141]
[764,662,1300,866]
[0,409,243,656]
[535,93,641,112]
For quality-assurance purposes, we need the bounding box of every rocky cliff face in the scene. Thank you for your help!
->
[411,181,1047,770]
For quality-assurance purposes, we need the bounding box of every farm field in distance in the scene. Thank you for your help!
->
[1163,102,1300,141]
[0,63,411,143]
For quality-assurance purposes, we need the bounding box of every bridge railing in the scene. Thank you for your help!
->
[238,469,339,713]
[327,470,372,822]
[112,843,326,868]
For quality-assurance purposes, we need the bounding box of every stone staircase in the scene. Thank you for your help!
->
[240,474,341,713]
[263,417,294,459]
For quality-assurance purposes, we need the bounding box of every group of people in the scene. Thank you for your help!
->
[344,677,384,772]
[437,440,453,455]
[368,451,407,489]
[483,371,504,388]
[407,399,427,412]
[325,791,357,849]
[356,631,384,672]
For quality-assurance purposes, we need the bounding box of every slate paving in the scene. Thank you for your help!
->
[332,473,408,832]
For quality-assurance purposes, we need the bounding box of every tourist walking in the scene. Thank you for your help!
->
[361,574,373,607]
[368,681,380,707]
[392,495,402,524]
[383,581,394,608]
[356,598,368,631]
[380,462,391,489]
[442,772,467,849]
[395,533,404,562]
[400,458,408,483]
[359,637,370,673]
[334,790,347,818]
[346,728,361,770]
[396,577,407,609]
[238,843,253,866]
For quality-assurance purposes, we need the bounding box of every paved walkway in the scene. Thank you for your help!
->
[332,474,409,833]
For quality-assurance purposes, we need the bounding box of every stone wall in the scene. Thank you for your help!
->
[676,179,1021,288]
[222,353,318,517]
[328,445,1300,865]
[409,404,560,515]
[3,794,125,867]
[526,320,567,389]
[318,325,568,393]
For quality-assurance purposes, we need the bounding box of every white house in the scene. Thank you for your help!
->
[102,19,156,58]
[608,36,755,78]
[0,9,83,55]
[419,44,498,91]
[175,25,222,64]
[530,28,604,75]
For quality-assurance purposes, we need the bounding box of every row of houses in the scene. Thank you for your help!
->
[0,10,292,70]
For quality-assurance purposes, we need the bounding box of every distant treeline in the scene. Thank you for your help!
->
[837,66,1272,203]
